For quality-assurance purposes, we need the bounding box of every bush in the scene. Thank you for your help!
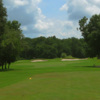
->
[65,55,75,59]
[61,53,67,58]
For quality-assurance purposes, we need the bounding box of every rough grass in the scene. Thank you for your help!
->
[0,58,100,100]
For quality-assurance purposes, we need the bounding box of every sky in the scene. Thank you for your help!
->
[3,0,100,39]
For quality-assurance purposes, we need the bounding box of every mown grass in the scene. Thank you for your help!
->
[0,58,100,100]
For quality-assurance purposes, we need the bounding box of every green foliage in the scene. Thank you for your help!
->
[0,21,23,69]
[79,14,100,58]
[20,36,87,59]
[65,55,75,59]
[7,20,21,31]
[0,1,23,70]
[0,0,7,69]
[0,0,7,36]
[61,52,67,58]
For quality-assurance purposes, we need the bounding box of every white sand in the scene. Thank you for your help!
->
[31,60,47,62]
[62,59,85,61]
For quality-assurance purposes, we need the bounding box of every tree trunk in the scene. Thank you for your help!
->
[2,65,3,70]
[5,63,7,69]
[97,51,100,59]
[8,63,10,69]
[97,54,100,59]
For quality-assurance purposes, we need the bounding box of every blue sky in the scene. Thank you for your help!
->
[39,0,67,19]
[3,0,100,39]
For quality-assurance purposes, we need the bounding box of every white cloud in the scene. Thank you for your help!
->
[3,0,29,8]
[60,0,100,20]
[34,19,81,39]
[14,0,29,6]
[35,20,53,30]
[86,5,100,15]
[21,26,28,31]
[60,4,68,11]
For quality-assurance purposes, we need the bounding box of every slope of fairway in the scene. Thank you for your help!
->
[0,58,100,100]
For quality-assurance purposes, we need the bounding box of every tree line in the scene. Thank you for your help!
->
[20,36,87,59]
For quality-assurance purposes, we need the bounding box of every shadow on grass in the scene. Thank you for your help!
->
[0,69,21,72]
[77,65,100,68]
[84,65,95,68]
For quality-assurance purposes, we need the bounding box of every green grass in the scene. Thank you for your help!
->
[64,55,76,59]
[0,58,100,100]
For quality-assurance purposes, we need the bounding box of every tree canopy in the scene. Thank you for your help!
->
[20,36,87,59]
[0,0,7,36]
[0,0,23,70]
[79,14,100,58]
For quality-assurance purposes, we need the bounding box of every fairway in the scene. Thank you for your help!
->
[0,58,100,100]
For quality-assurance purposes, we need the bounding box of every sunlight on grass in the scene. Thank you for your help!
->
[0,58,100,100]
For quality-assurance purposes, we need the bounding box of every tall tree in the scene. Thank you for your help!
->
[79,14,100,58]
[0,20,23,70]
[0,0,7,69]
[0,0,7,36]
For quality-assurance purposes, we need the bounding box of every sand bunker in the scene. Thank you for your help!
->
[62,59,85,61]
[31,59,86,62]
[31,60,47,62]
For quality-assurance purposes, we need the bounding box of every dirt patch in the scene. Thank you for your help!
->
[62,59,86,61]
[31,60,47,62]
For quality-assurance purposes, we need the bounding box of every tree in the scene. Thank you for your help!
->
[0,0,7,70]
[20,37,35,59]
[61,53,67,58]
[0,0,7,36]
[79,14,100,58]
[0,21,23,69]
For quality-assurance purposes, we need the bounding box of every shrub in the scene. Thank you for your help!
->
[61,53,67,58]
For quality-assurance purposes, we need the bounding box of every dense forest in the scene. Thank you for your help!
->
[20,36,87,59]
